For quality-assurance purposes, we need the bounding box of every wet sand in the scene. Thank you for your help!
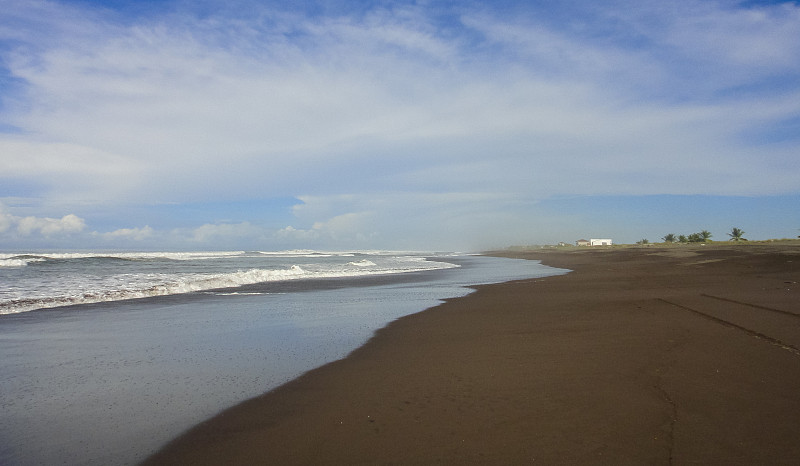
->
[143,243,800,465]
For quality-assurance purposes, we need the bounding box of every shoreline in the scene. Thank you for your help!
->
[143,244,800,464]
[1,255,555,466]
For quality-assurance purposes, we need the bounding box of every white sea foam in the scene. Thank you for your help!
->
[0,251,459,314]
[348,259,376,267]
[256,250,334,257]
[0,266,302,314]
[0,251,247,264]
[0,257,45,267]
[52,251,245,261]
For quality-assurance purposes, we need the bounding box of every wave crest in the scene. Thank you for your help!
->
[347,259,376,267]
[0,256,47,267]
[0,253,460,314]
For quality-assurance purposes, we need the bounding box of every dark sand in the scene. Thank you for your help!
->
[143,243,800,465]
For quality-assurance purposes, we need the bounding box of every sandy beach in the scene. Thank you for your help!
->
[143,243,800,465]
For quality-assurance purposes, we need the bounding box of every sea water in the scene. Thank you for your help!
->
[0,251,567,465]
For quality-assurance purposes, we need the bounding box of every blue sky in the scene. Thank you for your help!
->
[1,0,799,251]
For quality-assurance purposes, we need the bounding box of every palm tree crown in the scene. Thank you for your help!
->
[728,227,746,241]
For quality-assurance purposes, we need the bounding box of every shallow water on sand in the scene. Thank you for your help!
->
[0,255,567,465]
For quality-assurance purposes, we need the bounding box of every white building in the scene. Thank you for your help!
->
[590,238,613,246]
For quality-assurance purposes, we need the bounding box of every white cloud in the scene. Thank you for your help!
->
[0,0,798,249]
[275,225,319,241]
[189,222,261,243]
[15,213,86,237]
[275,210,377,245]
[0,202,86,238]
[101,225,154,241]
[4,1,794,202]
[312,212,377,242]
[589,0,800,95]
[662,3,800,71]
[0,139,143,203]
[0,204,14,233]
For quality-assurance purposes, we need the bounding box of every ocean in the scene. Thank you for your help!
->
[0,250,567,465]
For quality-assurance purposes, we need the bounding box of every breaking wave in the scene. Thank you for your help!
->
[0,251,459,315]
[0,257,46,268]
[347,259,377,267]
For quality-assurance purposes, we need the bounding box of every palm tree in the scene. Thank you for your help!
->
[700,230,713,242]
[662,233,676,243]
[728,227,746,241]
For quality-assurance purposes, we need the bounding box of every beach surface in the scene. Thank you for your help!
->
[143,243,800,465]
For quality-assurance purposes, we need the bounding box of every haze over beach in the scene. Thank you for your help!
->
[1,0,799,252]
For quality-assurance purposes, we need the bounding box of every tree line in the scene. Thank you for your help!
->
[658,227,746,244]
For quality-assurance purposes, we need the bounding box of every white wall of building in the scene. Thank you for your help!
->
[590,238,613,246]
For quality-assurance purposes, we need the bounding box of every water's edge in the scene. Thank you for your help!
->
[1,256,569,466]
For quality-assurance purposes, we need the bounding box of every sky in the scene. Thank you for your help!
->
[0,0,799,251]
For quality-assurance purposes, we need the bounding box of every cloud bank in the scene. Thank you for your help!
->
[1,0,798,249]
[0,203,86,237]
